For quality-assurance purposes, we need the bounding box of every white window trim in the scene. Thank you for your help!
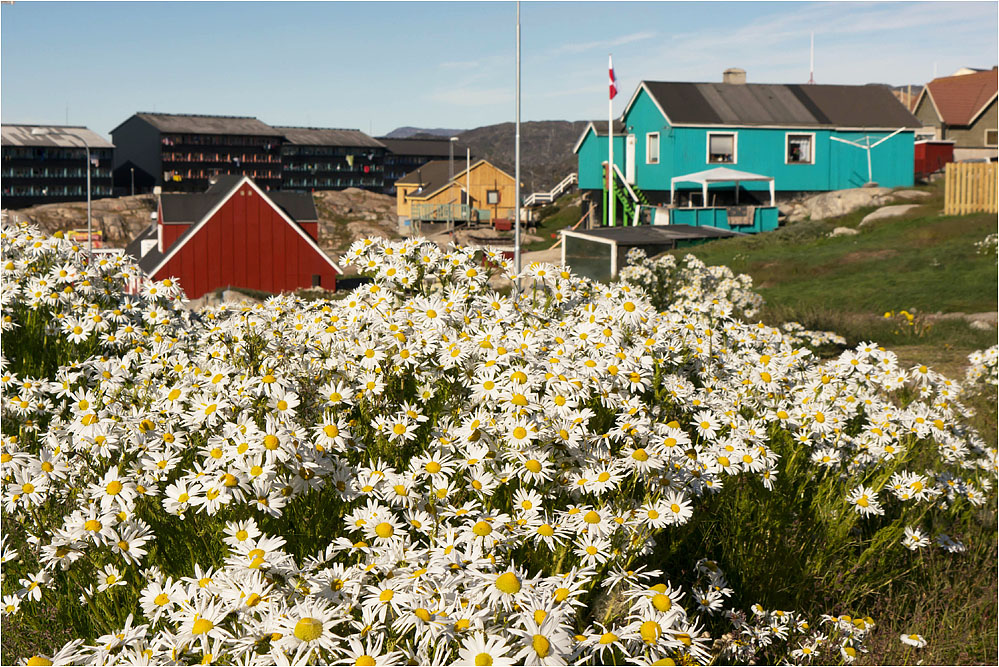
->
[706,131,737,165]
[646,132,660,164]
[985,128,998,147]
[785,132,816,165]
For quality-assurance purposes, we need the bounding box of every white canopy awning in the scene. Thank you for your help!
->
[670,166,775,207]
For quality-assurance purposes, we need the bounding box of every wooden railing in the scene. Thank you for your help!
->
[524,172,578,207]
[944,162,997,215]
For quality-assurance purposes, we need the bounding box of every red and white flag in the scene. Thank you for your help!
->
[609,55,617,100]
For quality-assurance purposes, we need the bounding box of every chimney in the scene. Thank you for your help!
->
[723,68,746,85]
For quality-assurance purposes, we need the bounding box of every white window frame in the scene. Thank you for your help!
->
[706,131,737,164]
[985,129,998,147]
[785,132,816,165]
[646,132,660,164]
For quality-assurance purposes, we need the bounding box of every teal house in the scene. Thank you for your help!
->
[574,69,922,232]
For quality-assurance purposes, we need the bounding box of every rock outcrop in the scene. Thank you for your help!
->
[312,188,400,255]
[784,187,896,223]
[859,204,925,226]
[10,195,156,247]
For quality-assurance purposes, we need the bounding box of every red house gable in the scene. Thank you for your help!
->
[148,177,340,299]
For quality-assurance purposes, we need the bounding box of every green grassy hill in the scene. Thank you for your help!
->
[665,183,997,379]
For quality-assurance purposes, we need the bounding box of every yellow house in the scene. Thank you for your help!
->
[395,159,517,226]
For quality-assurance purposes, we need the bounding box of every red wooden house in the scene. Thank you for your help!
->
[126,175,341,299]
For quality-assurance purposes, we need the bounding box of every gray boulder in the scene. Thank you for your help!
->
[803,187,894,221]
[891,190,933,201]
[859,204,924,226]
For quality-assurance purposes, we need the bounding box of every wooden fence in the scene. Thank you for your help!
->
[943,162,998,215]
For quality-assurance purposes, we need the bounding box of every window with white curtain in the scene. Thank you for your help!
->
[786,134,814,164]
[707,133,736,163]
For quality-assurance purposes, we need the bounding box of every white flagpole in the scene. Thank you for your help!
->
[609,54,615,228]
[514,1,522,289]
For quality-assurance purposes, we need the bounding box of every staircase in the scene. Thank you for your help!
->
[524,172,578,207]
[609,164,651,226]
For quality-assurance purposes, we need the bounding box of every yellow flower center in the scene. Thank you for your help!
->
[192,618,214,635]
[640,620,661,643]
[294,617,323,642]
[375,522,394,538]
[495,572,521,595]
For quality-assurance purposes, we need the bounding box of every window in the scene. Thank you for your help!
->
[646,132,660,164]
[487,190,500,204]
[786,133,814,164]
[986,129,998,147]
[707,132,736,164]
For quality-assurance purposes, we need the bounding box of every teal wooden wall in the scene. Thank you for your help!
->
[670,206,779,233]
[576,129,626,190]
[580,86,918,194]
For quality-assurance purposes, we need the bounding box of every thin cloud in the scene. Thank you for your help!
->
[552,31,656,55]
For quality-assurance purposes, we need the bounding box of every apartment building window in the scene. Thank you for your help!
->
[986,129,998,147]
[707,132,736,164]
[646,132,660,164]
[786,133,815,164]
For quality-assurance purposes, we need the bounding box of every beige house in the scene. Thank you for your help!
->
[913,68,998,161]
[395,159,517,227]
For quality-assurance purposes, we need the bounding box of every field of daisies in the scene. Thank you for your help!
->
[2,219,996,666]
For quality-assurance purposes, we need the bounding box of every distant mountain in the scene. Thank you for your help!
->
[458,120,589,194]
[383,126,466,139]
[383,120,588,193]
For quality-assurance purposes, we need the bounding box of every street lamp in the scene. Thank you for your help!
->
[32,127,93,259]
[130,167,135,197]
[449,136,458,181]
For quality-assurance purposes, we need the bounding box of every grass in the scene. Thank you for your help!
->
[667,181,997,366]
[656,181,998,664]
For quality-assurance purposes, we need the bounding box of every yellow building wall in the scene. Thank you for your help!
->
[397,161,517,221]
[396,185,418,219]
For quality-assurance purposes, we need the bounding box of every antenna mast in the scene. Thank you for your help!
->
[808,32,815,84]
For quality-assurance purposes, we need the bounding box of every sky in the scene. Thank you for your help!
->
[1,1,997,140]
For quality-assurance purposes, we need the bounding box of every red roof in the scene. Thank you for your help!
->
[925,69,998,126]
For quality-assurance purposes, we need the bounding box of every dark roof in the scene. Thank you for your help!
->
[639,82,921,128]
[160,178,317,224]
[124,113,282,136]
[274,126,386,149]
[160,194,217,224]
[267,192,318,222]
[124,224,164,275]
[205,174,245,195]
[378,137,469,157]
[589,120,626,136]
[2,124,114,148]
[566,224,743,245]
[395,159,507,199]
[395,159,454,191]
